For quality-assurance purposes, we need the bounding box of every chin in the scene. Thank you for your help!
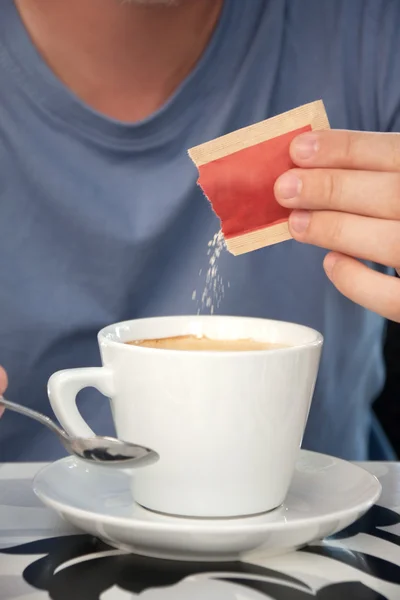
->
[121,0,179,5]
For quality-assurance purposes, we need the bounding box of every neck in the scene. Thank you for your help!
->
[15,0,223,121]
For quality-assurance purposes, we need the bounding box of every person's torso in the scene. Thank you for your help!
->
[0,0,396,460]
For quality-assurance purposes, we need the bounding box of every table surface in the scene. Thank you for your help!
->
[1,462,400,600]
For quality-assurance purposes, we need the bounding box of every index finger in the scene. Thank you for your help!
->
[290,130,400,172]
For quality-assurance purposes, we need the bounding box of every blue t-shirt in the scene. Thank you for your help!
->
[0,0,399,461]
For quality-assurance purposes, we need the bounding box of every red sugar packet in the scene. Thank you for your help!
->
[188,100,330,255]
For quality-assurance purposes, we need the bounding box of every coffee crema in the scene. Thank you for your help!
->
[127,335,287,352]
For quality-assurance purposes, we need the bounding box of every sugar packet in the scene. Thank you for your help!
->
[188,100,330,255]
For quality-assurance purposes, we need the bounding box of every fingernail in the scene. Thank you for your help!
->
[324,252,339,276]
[292,134,319,160]
[275,172,302,203]
[289,210,310,234]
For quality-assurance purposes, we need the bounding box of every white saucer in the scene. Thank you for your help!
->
[33,450,381,562]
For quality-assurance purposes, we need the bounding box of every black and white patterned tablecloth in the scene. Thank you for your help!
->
[1,462,400,600]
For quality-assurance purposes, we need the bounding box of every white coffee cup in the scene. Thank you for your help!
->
[48,315,322,518]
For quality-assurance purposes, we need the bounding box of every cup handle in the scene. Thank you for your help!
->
[48,368,115,438]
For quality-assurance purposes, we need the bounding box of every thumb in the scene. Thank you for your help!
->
[0,367,8,418]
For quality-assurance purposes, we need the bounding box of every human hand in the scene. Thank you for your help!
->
[0,366,8,417]
[275,130,400,321]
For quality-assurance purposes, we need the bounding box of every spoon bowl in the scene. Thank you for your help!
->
[68,435,158,467]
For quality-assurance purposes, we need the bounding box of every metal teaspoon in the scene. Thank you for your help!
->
[0,397,159,467]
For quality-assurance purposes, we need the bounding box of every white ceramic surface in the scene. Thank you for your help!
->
[33,450,381,562]
[48,315,322,517]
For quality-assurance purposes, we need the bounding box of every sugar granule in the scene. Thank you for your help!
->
[194,230,228,315]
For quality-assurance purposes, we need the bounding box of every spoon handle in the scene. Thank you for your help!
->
[0,397,68,439]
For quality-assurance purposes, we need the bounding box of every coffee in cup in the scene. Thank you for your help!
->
[127,335,288,352]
